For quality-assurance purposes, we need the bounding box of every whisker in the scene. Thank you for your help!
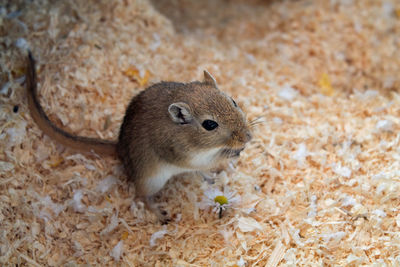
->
[249,121,267,129]
[250,121,261,126]
[250,120,266,126]
[248,115,268,129]
[249,116,265,124]
[250,116,262,121]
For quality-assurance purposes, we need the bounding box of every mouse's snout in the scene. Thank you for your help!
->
[244,130,252,143]
[220,147,246,158]
[234,147,245,157]
[229,127,252,150]
[237,128,252,144]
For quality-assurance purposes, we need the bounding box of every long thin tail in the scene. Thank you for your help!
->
[26,51,117,156]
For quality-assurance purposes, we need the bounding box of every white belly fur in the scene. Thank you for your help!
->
[189,147,221,169]
[142,148,221,196]
[143,163,190,196]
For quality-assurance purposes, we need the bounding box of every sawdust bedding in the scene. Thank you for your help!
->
[1,0,400,265]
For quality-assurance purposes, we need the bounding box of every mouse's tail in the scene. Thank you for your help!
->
[26,51,117,156]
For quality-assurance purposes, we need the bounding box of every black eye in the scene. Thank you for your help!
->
[202,120,218,131]
[231,98,237,107]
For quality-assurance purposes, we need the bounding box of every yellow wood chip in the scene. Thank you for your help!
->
[49,156,64,167]
[121,231,129,240]
[319,73,335,96]
[124,67,150,86]
[105,195,113,203]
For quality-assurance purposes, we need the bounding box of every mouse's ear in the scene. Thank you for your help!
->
[168,102,193,124]
[203,70,218,88]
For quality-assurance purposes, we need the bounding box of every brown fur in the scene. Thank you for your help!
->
[117,79,251,196]
[27,52,251,197]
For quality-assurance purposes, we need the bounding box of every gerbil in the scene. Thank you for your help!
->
[26,51,252,197]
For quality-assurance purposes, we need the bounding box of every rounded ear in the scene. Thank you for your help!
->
[168,102,193,124]
[203,70,218,88]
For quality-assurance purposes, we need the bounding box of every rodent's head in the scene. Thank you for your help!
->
[168,71,252,164]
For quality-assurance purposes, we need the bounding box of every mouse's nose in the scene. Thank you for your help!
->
[245,130,252,143]
[233,129,252,144]
[235,147,245,157]
[240,130,252,144]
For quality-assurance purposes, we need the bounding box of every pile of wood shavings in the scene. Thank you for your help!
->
[1,0,400,265]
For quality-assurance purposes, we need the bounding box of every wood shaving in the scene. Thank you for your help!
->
[1,0,400,265]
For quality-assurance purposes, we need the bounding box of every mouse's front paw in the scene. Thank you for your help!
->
[198,171,216,184]
[143,197,172,224]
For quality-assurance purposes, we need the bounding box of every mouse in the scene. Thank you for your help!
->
[26,51,252,199]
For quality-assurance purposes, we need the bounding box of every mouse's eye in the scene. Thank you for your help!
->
[202,120,219,131]
[231,98,238,107]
